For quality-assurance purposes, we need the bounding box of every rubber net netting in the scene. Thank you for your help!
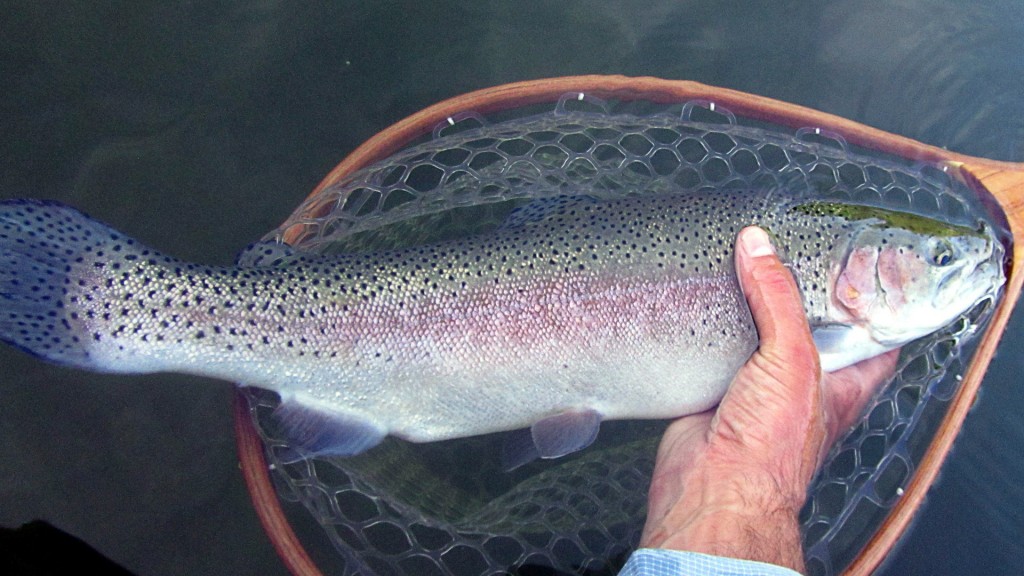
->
[242,94,1008,576]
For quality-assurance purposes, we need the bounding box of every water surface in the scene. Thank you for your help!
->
[0,1,1021,574]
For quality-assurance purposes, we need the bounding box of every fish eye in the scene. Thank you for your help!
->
[931,241,955,266]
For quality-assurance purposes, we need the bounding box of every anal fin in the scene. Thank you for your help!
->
[271,397,386,463]
[502,408,602,471]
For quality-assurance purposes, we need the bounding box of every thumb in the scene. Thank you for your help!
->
[733,224,819,385]
[735,226,820,380]
[709,227,825,463]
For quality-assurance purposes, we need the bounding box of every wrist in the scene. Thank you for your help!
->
[658,505,805,571]
[642,469,807,572]
[645,503,805,572]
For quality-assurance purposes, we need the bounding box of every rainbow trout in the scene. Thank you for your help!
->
[0,191,1003,464]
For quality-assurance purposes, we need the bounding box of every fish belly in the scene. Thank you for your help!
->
[283,271,758,442]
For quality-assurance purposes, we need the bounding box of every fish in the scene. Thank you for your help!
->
[0,190,1003,466]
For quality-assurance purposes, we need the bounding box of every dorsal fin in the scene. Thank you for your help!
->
[235,240,298,267]
[499,195,598,230]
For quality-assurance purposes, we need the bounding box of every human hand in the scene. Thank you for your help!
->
[639,226,898,572]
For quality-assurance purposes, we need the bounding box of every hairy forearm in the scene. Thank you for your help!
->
[642,503,805,573]
[641,453,808,573]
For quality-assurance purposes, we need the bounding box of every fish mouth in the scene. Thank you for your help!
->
[934,259,997,310]
[933,236,1002,308]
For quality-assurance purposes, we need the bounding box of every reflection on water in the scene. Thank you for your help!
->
[0,1,1021,575]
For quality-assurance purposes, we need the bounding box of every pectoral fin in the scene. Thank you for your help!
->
[812,324,892,372]
[271,396,386,463]
[502,408,602,471]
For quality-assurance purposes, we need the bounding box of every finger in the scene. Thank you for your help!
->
[735,226,820,382]
[708,227,824,456]
[822,349,899,444]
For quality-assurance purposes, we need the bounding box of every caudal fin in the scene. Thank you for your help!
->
[0,199,150,369]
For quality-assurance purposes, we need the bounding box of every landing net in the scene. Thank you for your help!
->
[242,93,1006,576]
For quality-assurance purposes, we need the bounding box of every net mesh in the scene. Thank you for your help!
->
[242,93,1006,576]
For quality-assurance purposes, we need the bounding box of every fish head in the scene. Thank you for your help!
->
[829,209,1004,353]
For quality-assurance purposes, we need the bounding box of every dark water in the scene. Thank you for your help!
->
[0,1,1022,574]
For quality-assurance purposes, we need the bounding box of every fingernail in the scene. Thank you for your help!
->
[741,227,775,257]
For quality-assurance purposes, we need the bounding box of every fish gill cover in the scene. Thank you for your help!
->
[241,94,1007,576]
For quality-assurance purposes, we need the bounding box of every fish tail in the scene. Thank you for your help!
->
[0,199,152,370]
